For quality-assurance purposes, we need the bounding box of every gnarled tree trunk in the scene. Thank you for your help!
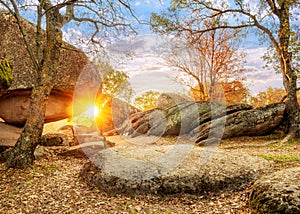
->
[277,2,300,142]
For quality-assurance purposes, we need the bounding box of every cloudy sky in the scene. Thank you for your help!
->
[105,0,284,97]
[0,0,287,96]
[61,0,286,97]
[108,34,284,97]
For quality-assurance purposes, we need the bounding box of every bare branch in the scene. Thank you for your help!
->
[7,0,39,72]
[176,2,281,55]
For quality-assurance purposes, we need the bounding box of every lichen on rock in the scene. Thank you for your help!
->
[249,167,300,214]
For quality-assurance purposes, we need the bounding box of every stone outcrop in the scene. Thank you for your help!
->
[117,101,286,144]
[192,102,286,143]
[0,12,99,125]
[117,101,252,137]
[0,12,89,94]
[40,133,70,147]
[249,167,300,214]
[80,145,271,195]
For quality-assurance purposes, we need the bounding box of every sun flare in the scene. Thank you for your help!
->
[84,105,100,118]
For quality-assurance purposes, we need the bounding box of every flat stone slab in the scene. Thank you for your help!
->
[80,145,271,195]
[249,167,300,214]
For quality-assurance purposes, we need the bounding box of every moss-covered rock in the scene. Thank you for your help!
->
[0,58,13,88]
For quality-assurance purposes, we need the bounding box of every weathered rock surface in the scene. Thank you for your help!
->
[34,146,51,160]
[40,133,70,147]
[249,167,300,214]
[117,101,286,144]
[80,145,271,195]
[0,90,72,125]
[192,103,286,143]
[0,122,71,148]
[118,101,253,137]
[0,12,89,94]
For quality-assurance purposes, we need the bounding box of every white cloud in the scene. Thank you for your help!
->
[135,1,141,6]
[244,47,283,94]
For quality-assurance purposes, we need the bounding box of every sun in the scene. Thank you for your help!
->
[84,105,100,118]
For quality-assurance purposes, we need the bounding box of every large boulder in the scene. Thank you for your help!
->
[249,167,300,214]
[0,90,72,125]
[117,101,253,137]
[0,12,98,125]
[192,102,286,143]
[80,144,271,195]
[117,101,285,144]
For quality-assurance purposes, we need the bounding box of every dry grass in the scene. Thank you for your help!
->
[0,134,299,214]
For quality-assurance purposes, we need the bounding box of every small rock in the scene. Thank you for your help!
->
[34,146,49,160]
[40,133,70,146]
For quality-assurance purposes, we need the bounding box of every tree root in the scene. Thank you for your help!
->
[280,131,296,145]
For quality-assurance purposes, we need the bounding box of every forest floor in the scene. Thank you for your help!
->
[0,133,299,214]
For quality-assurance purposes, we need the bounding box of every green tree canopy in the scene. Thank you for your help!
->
[133,91,162,111]
[97,61,134,101]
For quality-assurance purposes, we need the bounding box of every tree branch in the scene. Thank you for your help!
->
[182,2,281,55]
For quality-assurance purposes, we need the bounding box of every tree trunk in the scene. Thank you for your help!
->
[281,56,299,142]
[5,5,62,169]
[5,84,52,168]
[278,2,300,142]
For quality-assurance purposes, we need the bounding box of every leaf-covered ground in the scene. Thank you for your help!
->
[0,134,299,214]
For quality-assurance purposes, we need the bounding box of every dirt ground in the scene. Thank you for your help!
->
[0,134,299,214]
